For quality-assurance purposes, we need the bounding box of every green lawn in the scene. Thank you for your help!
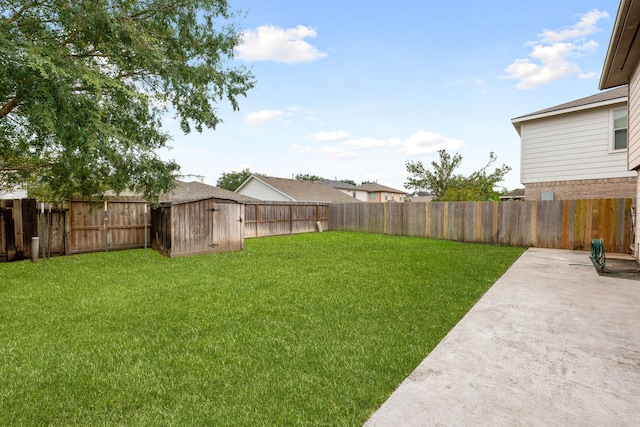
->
[0,231,525,426]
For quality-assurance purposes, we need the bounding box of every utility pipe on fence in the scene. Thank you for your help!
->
[104,200,108,253]
[144,203,147,259]
[41,202,45,268]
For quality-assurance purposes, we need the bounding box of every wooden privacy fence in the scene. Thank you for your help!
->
[329,199,634,253]
[3,198,633,261]
[1,199,328,261]
[0,199,150,261]
[244,202,328,238]
[69,200,149,254]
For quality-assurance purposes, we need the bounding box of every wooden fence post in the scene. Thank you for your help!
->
[475,201,482,242]
[13,199,23,256]
[530,200,537,247]
[424,202,430,238]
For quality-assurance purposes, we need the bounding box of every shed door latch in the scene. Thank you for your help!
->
[208,243,219,248]
[207,208,218,213]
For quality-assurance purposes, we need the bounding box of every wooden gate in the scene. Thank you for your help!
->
[69,200,149,254]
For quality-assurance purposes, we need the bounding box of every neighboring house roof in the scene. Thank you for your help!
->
[600,0,640,89]
[511,85,628,134]
[160,180,258,204]
[408,191,434,202]
[236,175,360,203]
[499,189,525,200]
[358,183,408,194]
[321,179,359,190]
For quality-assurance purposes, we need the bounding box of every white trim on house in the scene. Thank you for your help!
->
[629,63,640,170]
[609,107,629,154]
[512,96,628,131]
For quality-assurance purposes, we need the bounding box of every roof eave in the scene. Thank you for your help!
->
[600,0,640,89]
[511,96,628,128]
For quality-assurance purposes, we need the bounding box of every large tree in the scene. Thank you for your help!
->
[405,150,511,201]
[0,0,254,202]
[216,168,252,191]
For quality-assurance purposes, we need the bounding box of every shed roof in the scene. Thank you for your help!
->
[160,180,258,204]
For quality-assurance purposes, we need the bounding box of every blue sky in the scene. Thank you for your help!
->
[159,0,620,192]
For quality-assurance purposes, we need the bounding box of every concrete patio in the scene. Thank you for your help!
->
[365,248,640,426]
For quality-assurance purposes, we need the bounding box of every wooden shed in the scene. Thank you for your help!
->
[151,197,244,258]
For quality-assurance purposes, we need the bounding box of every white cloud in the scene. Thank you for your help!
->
[236,25,328,64]
[536,9,610,43]
[245,109,284,124]
[339,131,463,157]
[579,71,598,80]
[343,137,388,150]
[306,130,350,141]
[322,146,358,159]
[393,130,464,156]
[502,9,609,89]
[290,144,314,154]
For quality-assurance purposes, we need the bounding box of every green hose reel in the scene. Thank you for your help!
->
[590,238,606,272]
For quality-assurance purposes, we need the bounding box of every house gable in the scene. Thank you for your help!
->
[235,176,294,202]
[236,175,360,203]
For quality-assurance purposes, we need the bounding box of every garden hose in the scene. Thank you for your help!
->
[590,239,606,272]
[590,238,640,274]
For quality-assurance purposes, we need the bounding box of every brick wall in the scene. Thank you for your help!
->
[524,176,637,200]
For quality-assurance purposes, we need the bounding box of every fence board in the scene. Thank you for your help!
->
[244,202,328,238]
[68,200,150,254]
[329,199,633,253]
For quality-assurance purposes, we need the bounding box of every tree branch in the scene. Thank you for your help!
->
[0,161,55,173]
[7,1,46,24]
[0,96,21,119]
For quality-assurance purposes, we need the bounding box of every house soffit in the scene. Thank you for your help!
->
[510,93,627,134]
[600,0,640,89]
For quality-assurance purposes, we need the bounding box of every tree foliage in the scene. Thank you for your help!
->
[294,173,325,182]
[405,150,511,201]
[0,0,254,202]
[216,168,252,191]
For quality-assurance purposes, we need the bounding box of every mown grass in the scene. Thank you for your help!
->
[0,231,525,426]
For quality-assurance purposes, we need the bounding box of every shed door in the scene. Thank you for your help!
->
[209,202,244,253]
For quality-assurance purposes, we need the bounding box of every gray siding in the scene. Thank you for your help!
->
[521,103,634,183]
